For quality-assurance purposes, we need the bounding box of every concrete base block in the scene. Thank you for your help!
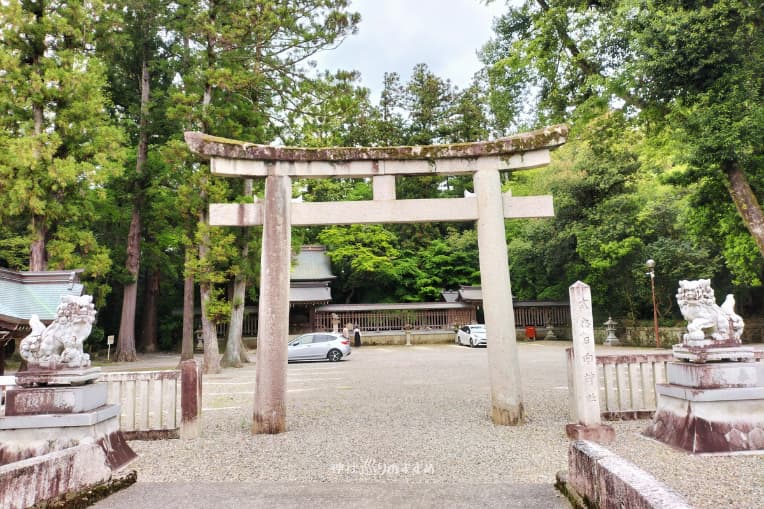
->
[644,387,764,453]
[666,361,760,388]
[4,382,107,415]
[0,406,136,468]
[15,367,102,387]
[0,403,119,430]
[672,344,753,363]
[0,440,136,509]
[562,440,692,509]
[565,423,615,444]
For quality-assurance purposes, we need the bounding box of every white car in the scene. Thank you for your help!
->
[288,332,351,362]
[455,324,487,347]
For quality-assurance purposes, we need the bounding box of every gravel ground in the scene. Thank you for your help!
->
[118,342,762,508]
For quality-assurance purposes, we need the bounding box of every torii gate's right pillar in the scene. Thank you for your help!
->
[475,168,524,424]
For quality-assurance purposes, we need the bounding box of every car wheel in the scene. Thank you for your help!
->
[327,349,343,362]
[469,337,475,348]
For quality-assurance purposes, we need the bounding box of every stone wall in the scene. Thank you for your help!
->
[594,320,764,347]
[557,440,692,509]
[350,330,453,346]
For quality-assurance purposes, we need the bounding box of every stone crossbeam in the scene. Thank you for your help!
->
[185,125,568,177]
[209,195,554,226]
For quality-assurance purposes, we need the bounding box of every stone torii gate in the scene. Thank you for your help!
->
[185,125,568,434]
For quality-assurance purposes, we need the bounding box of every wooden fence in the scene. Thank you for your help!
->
[594,352,674,420]
[513,302,571,327]
[314,308,475,332]
[567,349,764,420]
[100,370,180,439]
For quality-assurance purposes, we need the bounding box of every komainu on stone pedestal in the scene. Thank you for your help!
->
[644,279,764,453]
[19,294,96,370]
[676,279,744,346]
[2,294,136,509]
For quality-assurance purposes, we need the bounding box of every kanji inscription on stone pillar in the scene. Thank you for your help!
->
[566,281,615,443]
[569,281,601,425]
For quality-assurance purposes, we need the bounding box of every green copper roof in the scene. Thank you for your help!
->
[0,269,84,324]
[291,245,335,281]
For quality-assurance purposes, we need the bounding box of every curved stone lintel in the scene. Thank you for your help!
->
[184,124,568,162]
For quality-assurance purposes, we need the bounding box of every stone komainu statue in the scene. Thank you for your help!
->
[676,279,744,345]
[19,294,96,369]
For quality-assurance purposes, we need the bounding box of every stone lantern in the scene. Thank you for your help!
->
[603,316,620,346]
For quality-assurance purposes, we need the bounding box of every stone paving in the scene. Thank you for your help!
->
[93,342,763,508]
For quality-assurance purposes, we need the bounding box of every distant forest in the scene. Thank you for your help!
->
[1,1,762,366]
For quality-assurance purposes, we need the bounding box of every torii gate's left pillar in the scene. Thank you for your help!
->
[252,173,291,433]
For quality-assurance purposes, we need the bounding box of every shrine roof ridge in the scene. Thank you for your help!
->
[184,125,568,162]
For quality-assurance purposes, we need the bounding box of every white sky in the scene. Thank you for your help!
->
[314,0,509,101]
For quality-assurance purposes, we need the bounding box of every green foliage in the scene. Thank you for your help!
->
[483,0,764,318]
[4,0,763,350]
[0,230,28,270]
[0,0,127,275]
[47,227,113,307]
[412,229,481,299]
[318,224,401,302]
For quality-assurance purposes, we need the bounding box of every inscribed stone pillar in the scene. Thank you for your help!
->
[566,281,614,443]
[252,174,291,434]
[474,168,525,425]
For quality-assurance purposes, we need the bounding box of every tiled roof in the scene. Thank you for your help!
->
[0,269,84,324]
[458,285,483,302]
[291,245,335,281]
[290,284,332,304]
[316,302,471,312]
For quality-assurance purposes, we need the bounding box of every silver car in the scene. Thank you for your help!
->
[288,332,351,362]
[455,324,487,347]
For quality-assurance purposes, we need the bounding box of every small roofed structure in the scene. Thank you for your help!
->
[288,245,335,332]
[0,268,85,374]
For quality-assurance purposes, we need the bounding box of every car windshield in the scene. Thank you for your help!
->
[470,326,486,333]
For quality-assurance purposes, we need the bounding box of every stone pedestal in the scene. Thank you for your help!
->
[565,423,616,443]
[15,367,102,387]
[5,382,107,415]
[0,369,136,508]
[672,344,754,363]
[645,355,764,453]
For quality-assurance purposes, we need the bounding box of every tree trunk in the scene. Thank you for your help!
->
[116,206,140,362]
[116,57,150,362]
[199,218,221,374]
[222,275,245,368]
[200,281,221,374]
[196,15,220,374]
[29,8,46,273]
[29,217,47,271]
[223,180,253,367]
[181,249,195,361]
[725,161,764,259]
[141,267,159,353]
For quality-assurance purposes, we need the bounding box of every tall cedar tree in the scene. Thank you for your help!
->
[0,1,125,273]
[169,0,359,373]
[99,0,174,361]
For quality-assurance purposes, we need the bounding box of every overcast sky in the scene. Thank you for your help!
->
[314,0,509,101]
